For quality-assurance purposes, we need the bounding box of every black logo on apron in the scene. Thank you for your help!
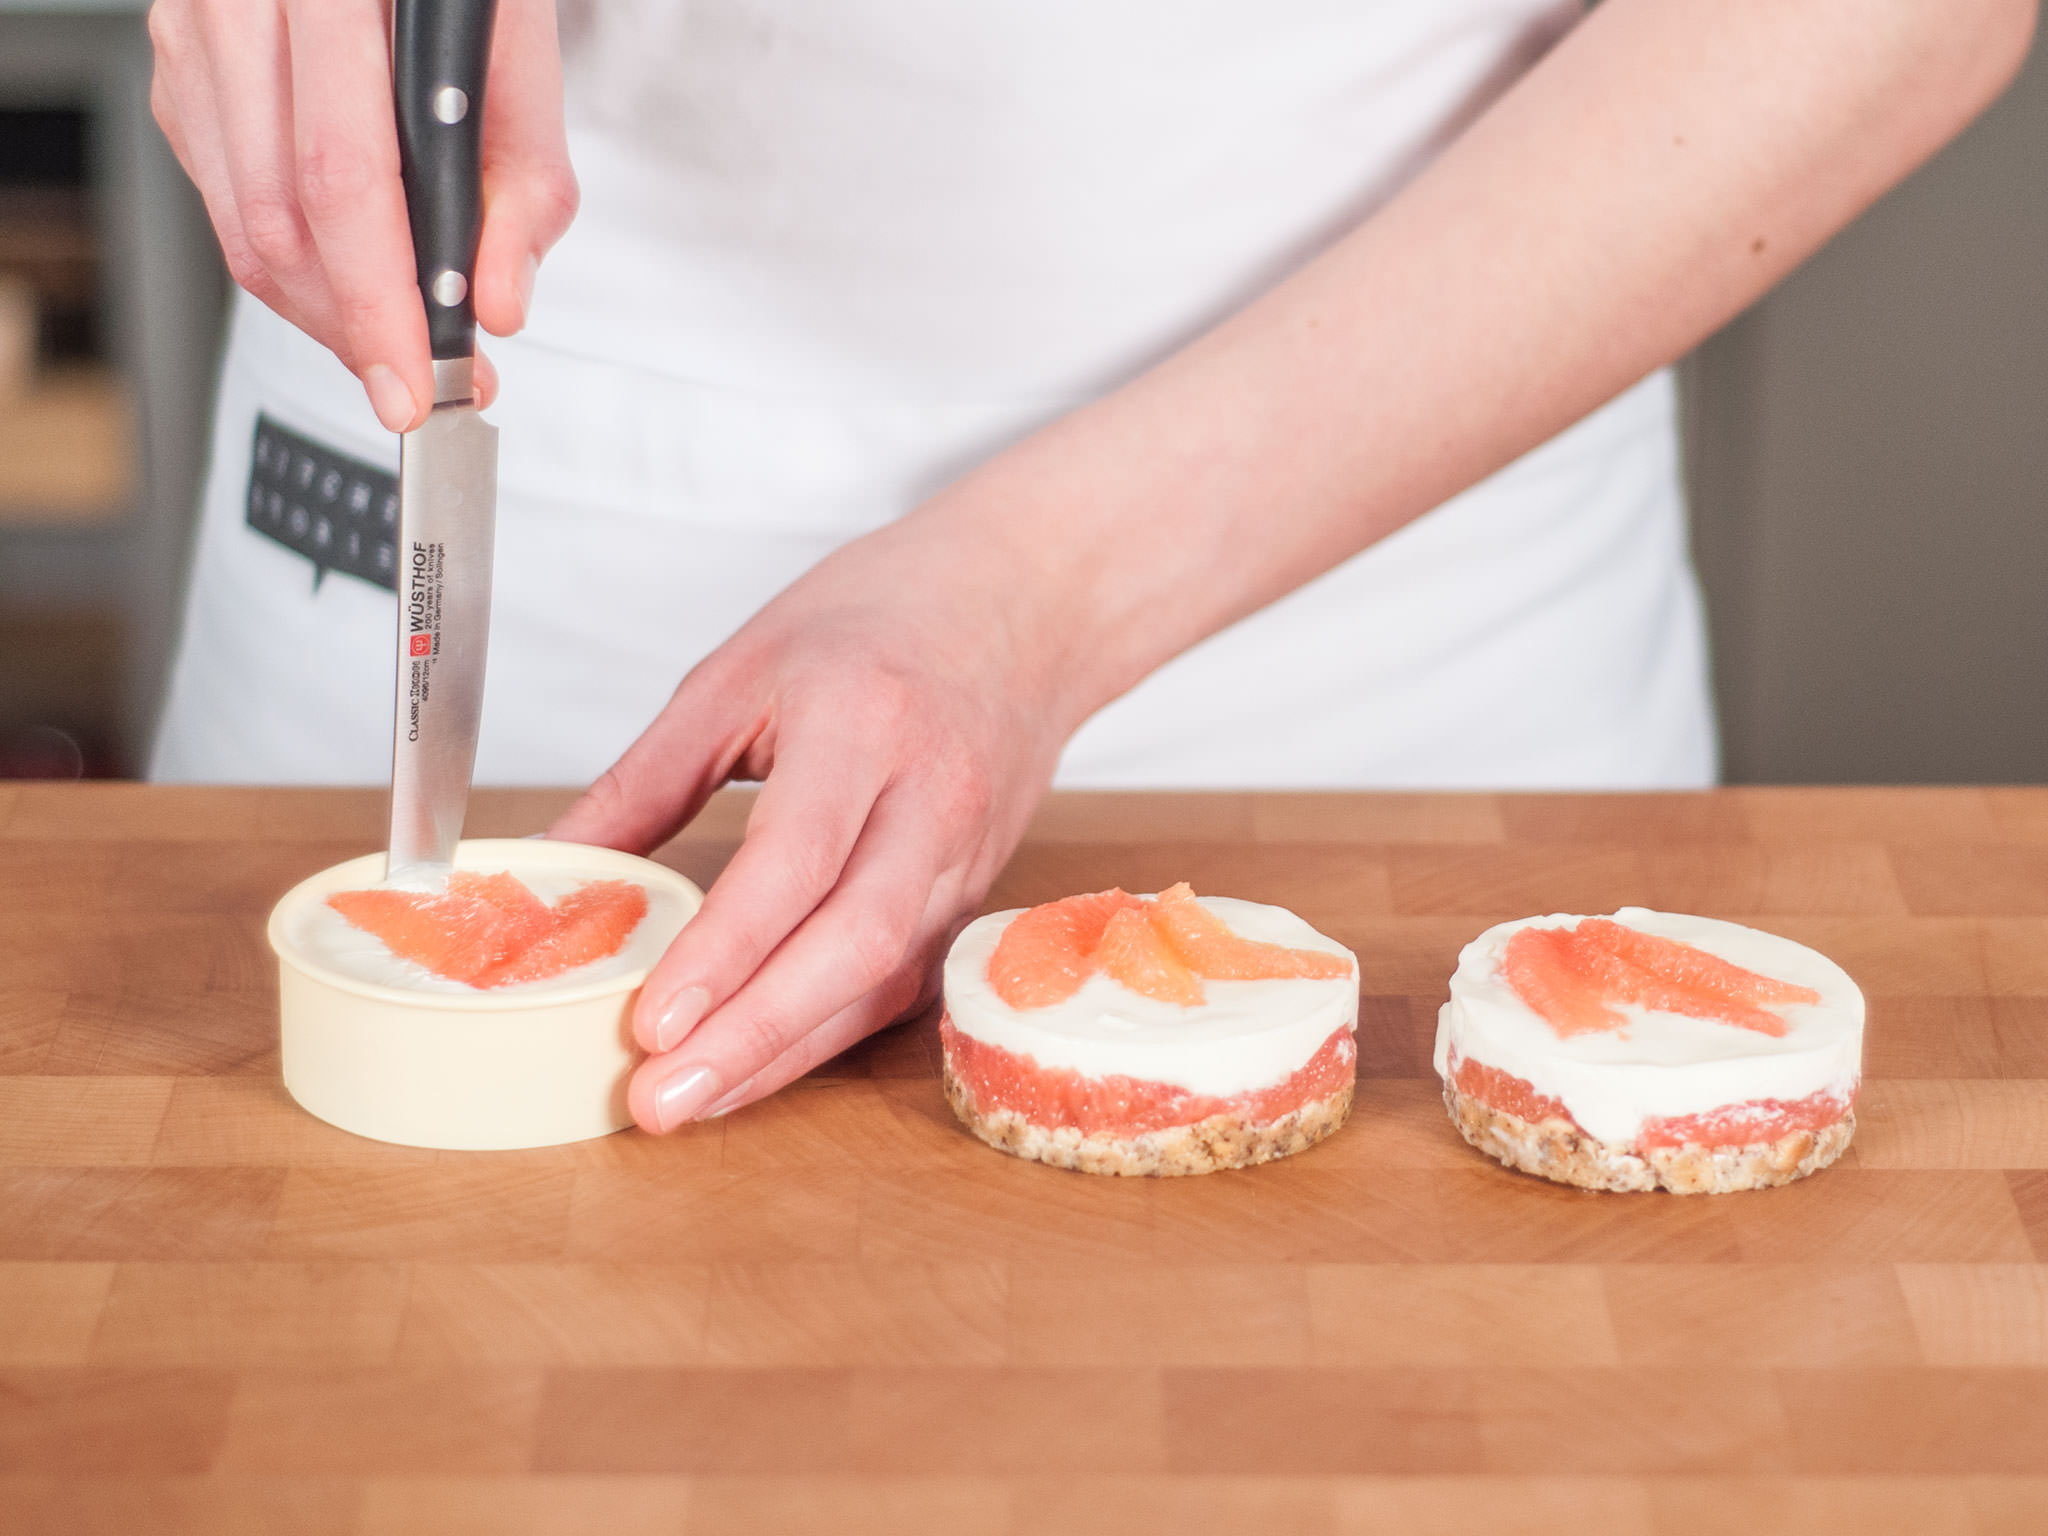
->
[245,414,399,591]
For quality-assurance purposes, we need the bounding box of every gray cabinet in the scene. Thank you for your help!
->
[0,1,225,773]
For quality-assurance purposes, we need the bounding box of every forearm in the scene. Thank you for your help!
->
[922,0,2035,729]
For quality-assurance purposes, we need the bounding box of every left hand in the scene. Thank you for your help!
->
[548,506,1082,1129]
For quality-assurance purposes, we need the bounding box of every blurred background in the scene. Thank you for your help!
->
[0,5,2041,785]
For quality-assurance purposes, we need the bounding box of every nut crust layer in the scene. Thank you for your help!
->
[943,1059,1352,1177]
[1444,1081,1854,1194]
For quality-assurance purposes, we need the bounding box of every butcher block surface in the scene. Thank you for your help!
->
[3,783,2047,1534]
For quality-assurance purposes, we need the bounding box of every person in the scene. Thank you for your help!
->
[145,0,2035,1132]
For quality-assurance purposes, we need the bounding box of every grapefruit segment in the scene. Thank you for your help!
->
[1553,927,1762,1031]
[324,888,523,986]
[1502,926,1624,1038]
[328,872,649,988]
[1150,882,1352,980]
[987,885,1353,1009]
[473,879,650,988]
[987,888,1144,1009]
[1578,917,1819,1009]
[1095,904,1206,1006]
[447,871,553,950]
[1504,916,1815,1039]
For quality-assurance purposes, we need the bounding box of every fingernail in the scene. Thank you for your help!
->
[515,254,537,326]
[650,1065,721,1132]
[364,364,417,432]
[651,984,711,1052]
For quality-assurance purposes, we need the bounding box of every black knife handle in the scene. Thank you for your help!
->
[394,0,500,361]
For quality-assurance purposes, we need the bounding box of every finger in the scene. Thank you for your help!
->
[474,348,499,410]
[146,12,196,166]
[149,4,303,326]
[284,0,431,431]
[472,0,578,337]
[195,0,348,357]
[624,720,898,1056]
[642,979,923,1132]
[696,944,947,1118]
[629,944,931,1134]
[704,903,970,1118]
[628,785,954,1129]
[548,656,764,852]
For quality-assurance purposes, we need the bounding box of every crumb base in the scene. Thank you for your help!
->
[943,1058,1352,1177]
[1444,1081,1853,1194]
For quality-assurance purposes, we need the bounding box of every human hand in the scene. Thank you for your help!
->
[548,512,1086,1131]
[147,0,578,429]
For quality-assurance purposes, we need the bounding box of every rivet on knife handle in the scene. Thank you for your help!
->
[394,0,499,373]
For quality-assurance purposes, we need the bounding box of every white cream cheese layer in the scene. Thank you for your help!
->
[292,867,690,996]
[1431,907,1864,1147]
[943,896,1358,1097]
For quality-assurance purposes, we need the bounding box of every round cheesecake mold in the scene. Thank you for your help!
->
[267,838,702,1150]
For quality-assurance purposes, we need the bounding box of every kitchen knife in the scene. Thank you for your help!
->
[387,0,500,878]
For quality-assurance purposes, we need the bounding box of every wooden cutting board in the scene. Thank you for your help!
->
[2,784,2045,1535]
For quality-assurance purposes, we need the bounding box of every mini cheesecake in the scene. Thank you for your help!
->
[1435,907,1863,1194]
[266,839,702,1151]
[940,886,1359,1176]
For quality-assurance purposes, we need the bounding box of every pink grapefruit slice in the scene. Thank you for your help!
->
[1578,917,1820,1008]
[986,888,1144,1009]
[1504,917,1817,1039]
[325,886,525,986]
[328,872,649,989]
[473,879,649,988]
[1095,903,1206,1006]
[987,884,1354,1009]
[1150,882,1352,981]
[1502,926,1625,1038]
[447,871,553,950]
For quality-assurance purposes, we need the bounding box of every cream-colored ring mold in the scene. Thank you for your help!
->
[267,838,702,1150]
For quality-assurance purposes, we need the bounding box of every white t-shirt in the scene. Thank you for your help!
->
[152,0,1715,789]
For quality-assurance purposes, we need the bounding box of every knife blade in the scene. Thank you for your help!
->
[387,0,501,878]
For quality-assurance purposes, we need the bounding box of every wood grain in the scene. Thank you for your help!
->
[3,785,2047,1530]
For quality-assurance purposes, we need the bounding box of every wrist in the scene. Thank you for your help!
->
[901,445,1146,739]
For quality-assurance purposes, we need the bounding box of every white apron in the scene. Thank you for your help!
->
[152,0,1716,789]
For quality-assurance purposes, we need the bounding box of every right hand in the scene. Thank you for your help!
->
[147,0,579,430]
